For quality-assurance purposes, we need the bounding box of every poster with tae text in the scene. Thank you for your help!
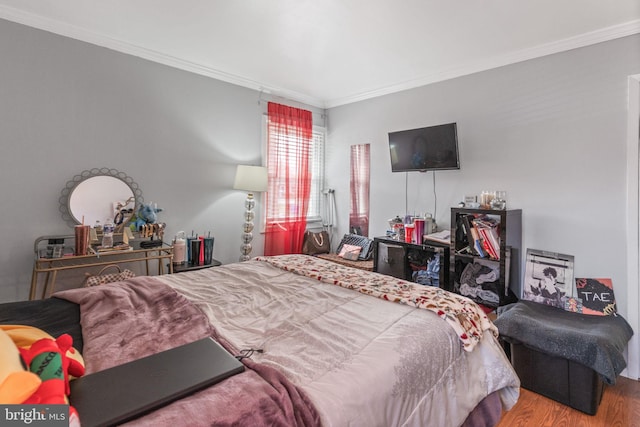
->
[575,278,617,316]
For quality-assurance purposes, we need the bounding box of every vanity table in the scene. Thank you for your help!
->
[30,167,173,300]
[29,236,173,300]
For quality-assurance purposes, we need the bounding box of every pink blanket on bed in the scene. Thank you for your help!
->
[56,277,321,427]
[256,255,497,351]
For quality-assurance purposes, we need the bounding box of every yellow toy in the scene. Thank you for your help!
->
[1,325,85,375]
[0,328,41,404]
[0,325,85,406]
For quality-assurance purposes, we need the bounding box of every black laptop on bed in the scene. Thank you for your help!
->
[69,337,245,427]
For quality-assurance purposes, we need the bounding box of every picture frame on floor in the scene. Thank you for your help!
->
[522,248,574,309]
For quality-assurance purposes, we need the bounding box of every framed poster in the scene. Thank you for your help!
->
[575,278,617,316]
[522,248,575,309]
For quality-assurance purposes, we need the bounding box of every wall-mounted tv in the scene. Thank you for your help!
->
[388,122,460,172]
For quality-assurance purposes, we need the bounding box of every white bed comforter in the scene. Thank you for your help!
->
[156,256,519,427]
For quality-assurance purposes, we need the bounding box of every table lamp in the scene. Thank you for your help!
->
[233,165,268,261]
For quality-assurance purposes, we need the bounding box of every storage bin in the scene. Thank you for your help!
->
[507,341,605,415]
[495,300,634,416]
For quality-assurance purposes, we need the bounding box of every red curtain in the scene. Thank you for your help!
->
[264,102,313,255]
[349,144,370,236]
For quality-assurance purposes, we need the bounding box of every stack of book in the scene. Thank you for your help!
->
[93,243,133,253]
[423,230,451,245]
[459,214,501,260]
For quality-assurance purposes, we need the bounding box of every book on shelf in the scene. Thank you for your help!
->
[424,230,451,245]
[469,226,486,257]
[459,214,483,257]
[471,215,500,260]
[457,213,501,260]
[477,227,499,259]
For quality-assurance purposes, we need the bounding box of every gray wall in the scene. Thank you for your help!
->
[326,35,640,323]
[1,15,639,342]
[0,19,272,301]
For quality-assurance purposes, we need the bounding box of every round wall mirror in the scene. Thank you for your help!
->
[59,168,144,230]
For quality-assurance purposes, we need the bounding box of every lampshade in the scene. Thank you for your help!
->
[233,165,268,192]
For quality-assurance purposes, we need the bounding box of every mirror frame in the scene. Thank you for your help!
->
[59,168,144,228]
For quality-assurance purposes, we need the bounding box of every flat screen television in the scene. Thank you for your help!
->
[388,122,460,172]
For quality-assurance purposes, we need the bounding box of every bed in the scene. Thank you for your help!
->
[1,254,520,427]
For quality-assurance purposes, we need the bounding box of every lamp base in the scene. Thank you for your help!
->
[240,192,255,262]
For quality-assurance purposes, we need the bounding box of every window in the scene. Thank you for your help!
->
[263,117,325,224]
[263,102,323,256]
[307,127,326,222]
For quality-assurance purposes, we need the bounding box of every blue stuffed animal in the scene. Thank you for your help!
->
[131,203,163,231]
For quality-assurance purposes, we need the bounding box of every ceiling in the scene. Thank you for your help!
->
[1,1,639,108]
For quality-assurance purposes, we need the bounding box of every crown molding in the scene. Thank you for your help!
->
[325,19,640,108]
[1,5,638,110]
[0,5,327,108]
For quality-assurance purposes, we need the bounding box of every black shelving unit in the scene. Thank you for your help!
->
[373,236,449,288]
[449,208,522,307]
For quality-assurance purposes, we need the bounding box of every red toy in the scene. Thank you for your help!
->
[19,334,85,425]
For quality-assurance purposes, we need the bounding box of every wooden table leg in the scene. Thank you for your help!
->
[40,270,58,299]
[40,271,51,300]
[29,269,39,300]
[44,270,58,299]
[47,270,58,297]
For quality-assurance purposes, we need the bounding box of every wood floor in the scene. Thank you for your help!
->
[496,376,640,427]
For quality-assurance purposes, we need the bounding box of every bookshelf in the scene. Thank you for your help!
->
[449,208,522,307]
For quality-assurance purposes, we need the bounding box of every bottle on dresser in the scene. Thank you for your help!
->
[102,218,114,248]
